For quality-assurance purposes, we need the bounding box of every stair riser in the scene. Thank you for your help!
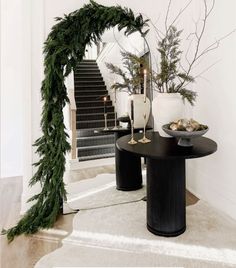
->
[75,95,110,102]
[74,81,105,86]
[74,73,102,78]
[77,136,115,147]
[78,146,115,157]
[75,86,106,91]
[76,101,112,108]
[74,77,103,82]
[77,106,114,114]
[76,63,98,68]
[77,113,114,121]
[76,120,117,129]
[75,70,100,74]
[75,90,108,97]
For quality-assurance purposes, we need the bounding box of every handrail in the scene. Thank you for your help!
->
[68,88,77,160]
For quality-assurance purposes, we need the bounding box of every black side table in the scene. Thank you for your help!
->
[117,132,217,237]
[95,127,150,191]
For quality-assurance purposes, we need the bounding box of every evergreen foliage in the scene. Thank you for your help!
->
[106,51,149,94]
[153,26,196,105]
[2,0,148,242]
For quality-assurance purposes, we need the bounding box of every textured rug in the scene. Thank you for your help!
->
[35,173,236,268]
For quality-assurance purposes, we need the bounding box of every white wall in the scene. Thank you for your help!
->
[0,0,27,178]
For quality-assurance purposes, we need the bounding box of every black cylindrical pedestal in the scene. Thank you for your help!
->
[146,158,186,236]
[115,132,142,191]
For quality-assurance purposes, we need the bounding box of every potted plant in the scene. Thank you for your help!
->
[152,25,196,136]
[106,51,151,128]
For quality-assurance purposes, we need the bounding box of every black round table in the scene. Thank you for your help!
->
[116,132,217,237]
[95,127,151,191]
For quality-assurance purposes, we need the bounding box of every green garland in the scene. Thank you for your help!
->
[3,0,148,242]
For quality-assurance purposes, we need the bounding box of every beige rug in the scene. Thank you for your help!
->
[35,174,236,268]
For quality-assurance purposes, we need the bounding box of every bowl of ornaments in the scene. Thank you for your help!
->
[162,119,208,147]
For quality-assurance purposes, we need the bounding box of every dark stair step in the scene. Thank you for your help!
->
[76,66,99,70]
[78,152,115,162]
[77,144,115,157]
[75,95,110,102]
[76,119,117,129]
[74,72,102,78]
[77,112,115,121]
[74,81,105,86]
[76,63,98,67]
[75,69,100,74]
[75,85,106,91]
[75,90,108,97]
[80,59,96,63]
[77,106,114,114]
[77,134,115,147]
[74,76,103,82]
[76,100,112,108]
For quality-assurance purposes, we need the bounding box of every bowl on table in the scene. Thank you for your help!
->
[162,119,209,147]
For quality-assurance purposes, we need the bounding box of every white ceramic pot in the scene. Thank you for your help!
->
[152,92,184,137]
[127,94,151,129]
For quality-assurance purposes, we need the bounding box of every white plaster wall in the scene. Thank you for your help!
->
[1,0,25,178]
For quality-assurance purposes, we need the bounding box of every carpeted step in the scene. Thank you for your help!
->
[74,72,102,78]
[77,128,112,137]
[75,69,100,74]
[76,100,112,108]
[75,95,110,102]
[78,152,115,161]
[74,81,105,86]
[75,90,108,97]
[75,85,106,91]
[74,76,103,82]
[77,134,115,147]
[77,112,114,121]
[77,106,114,114]
[76,119,117,129]
[77,144,115,157]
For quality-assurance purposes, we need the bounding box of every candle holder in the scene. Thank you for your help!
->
[104,113,109,130]
[138,113,151,143]
[128,120,137,145]
[112,112,119,130]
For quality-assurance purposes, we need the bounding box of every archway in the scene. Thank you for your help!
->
[4,0,149,241]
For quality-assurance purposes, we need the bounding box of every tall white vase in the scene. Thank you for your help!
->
[127,94,151,129]
[152,93,184,137]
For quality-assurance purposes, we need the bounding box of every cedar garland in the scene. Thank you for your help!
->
[3,0,148,242]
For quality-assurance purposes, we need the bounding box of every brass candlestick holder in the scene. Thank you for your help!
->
[128,119,137,144]
[138,113,151,143]
[104,113,109,130]
[112,112,118,130]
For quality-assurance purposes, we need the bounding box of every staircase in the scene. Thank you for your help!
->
[74,59,117,161]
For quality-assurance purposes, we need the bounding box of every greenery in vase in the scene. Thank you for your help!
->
[152,26,196,105]
[106,51,149,95]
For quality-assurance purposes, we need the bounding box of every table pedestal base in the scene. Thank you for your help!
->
[146,158,186,237]
[115,132,142,191]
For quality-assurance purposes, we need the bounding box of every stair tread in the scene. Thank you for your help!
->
[78,153,114,161]
[77,119,116,123]
[78,143,114,150]
[77,134,114,140]
[77,106,113,110]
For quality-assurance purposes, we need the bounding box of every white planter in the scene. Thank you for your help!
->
[152,93,184,137]
[127,94,151,129]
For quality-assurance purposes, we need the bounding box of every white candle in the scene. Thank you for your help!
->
[144,69,147,102]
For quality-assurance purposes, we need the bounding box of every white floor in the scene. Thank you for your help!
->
[36,173,236,268]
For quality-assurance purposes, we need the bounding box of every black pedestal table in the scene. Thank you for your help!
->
[95,127,151,191]
[116,132,217,237]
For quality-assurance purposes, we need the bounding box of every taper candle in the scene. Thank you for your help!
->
[103,96,107,114]
[131,99,134,121]
[144,69,147,102]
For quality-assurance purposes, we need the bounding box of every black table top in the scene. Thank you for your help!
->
[116,132,217,160]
